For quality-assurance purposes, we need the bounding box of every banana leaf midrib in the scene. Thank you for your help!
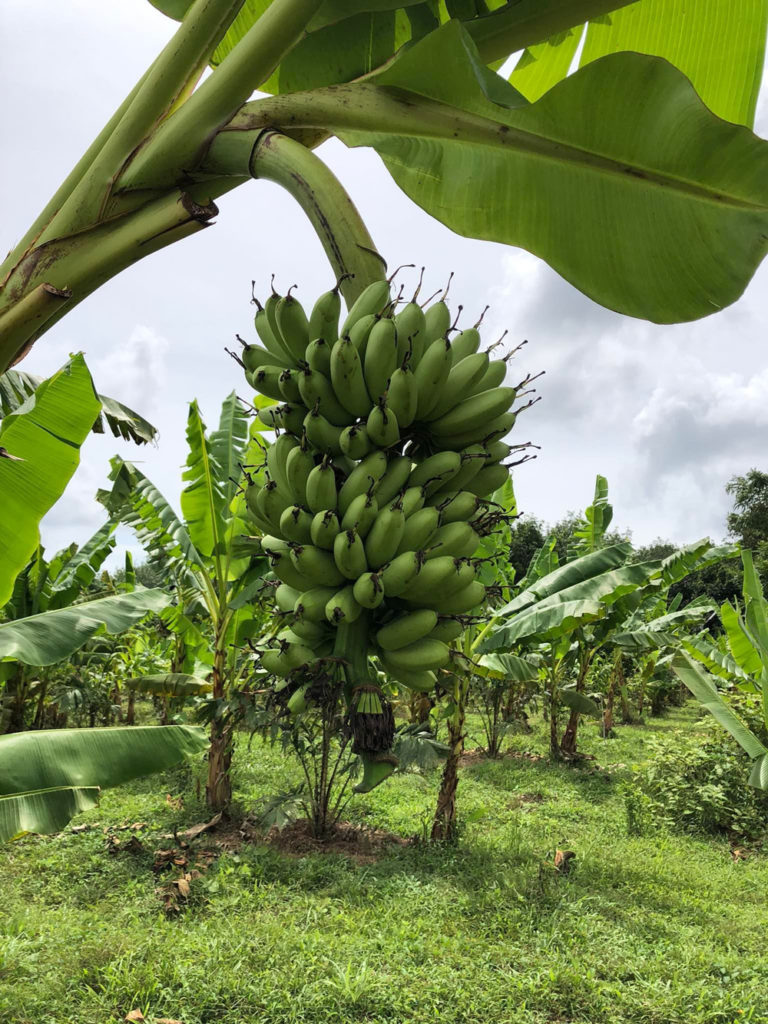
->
[229,83,768,213]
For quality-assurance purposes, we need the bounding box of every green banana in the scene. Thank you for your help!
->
[401,485,426,518]
[433,445,487,492]
[333,529,368,580]
[394,301,425,364]
[365,502,406,569]
[267,434,299,499]
[340,280,391,337]
[432,490,482,525]
[414,337,452,419]
[290,545,345,587]
[396,506,440,555]
[286,684,310,714]
[364,317,398,400]
[340,424,372,460]
[473,359,507,394]
[325,584,362,624]
[341,491,378,537]
[387,366,418,427]
[253,297,293,364]
[285,440,315,501]
[449,327,481,363]
[376,609,438,651]
[468,463,509,497]
[257,403,305,435]
[278,368,303,404]
[260,649,293,678]
[375,456,412,507]
[308,285,341,343]
[275,583,301,613]
[306,337,332,376]
[269,551,312,591]
[260,535,290,557]
[290,618,329,644]
[294,585,339,622]
[381,638,450,673]
[242,342,294,375]
[346,312,377,355]
[250,367,283,401]
[298,368,355,427]
[279,505,314,545]
[305,457,338,512]
[425,521,480,560]
[484,440,512,463]
[425,352,489,421]
[423,299,451,342]
[428,617,465,643]
[337,451,388,515]
[353,752,398,793]
[276,292,310,363]
[441,558,477,595]
[258,479,292,532]
[430,579,486,614]
[380,550,422,597]
[353,571,385,609]
[330,337,372,418]
[400,555,457,601]
[310,509,341,550]
[430,411,517,451]
[429,387,517,437]
[303,408,343,456]
[366,400,399,448]
[265,290,290,359]
[381,667,437,693]
[408,451,461,495]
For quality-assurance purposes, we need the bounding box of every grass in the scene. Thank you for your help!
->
[2,705,768,1024]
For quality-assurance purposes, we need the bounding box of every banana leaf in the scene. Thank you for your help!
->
[671,651,768,773]
[476,651,539,682]
[500,543,631,615]
[0,588,170,666]
[181,401,228,561]
[0,368,156,445]
[0,724,207,841]
[560,688,601,717]
[0,355,101,607]
[126,673,212,696]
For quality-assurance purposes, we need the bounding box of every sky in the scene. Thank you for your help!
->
[2,1,768,565]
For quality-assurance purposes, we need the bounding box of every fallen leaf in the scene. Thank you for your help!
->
[175,877,191,898]
[156,1018,184,1023]
[182,813,222,841]
[125,1011,145,1022]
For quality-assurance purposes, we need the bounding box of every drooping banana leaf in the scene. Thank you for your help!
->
[0,588,170,666]
[671,651,768,788]
[0,355,101,607]
[45,520,118,609]
[481,597,605,650]
[0,368,156,446]
[126,673,212,696]
[0,724,207,841]
[322,21,768,322]
[560,688,601,717]
[475,651,539,682]
[500,543,631,615]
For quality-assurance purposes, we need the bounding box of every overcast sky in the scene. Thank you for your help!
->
[3,1,768,566]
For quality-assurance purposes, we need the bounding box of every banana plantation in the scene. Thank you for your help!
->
[3,1,768,1022]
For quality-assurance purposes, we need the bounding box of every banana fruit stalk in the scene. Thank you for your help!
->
[238,276,537,792]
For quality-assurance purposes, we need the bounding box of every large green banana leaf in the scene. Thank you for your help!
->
[475,652,539,682]
[333,22,768,323]
[0,724,207,841]
[481,598,605,649]
[0,369,156,446]
[210,391,249,511]
[0,355,101,607]
[568,475,612,558]
[671,651,768,790]
[45,521,117,610]
[684,635,753,684]
[511,0,768,127]
[500,543,631,615]
[181,401,228,560]
[0,588,170,666]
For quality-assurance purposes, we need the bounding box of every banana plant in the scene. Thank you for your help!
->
[479,539,729,757]
[672,549,768,789]
[97,392,270,809]
[3,1,768,374]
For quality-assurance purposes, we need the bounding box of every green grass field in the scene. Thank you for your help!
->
[2,707,767,1024]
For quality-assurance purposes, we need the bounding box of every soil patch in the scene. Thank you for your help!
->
[265,819,411,863]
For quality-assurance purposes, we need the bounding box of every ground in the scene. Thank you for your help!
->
[2,707,767,1024]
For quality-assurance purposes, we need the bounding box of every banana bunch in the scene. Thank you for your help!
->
[236,275,536,791]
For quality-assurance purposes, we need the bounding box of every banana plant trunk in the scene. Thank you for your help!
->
[206,645,232,811]
[432,673,468,841]
[560,650,592,756]
[602,651,623,736]
[0,665,28,734]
